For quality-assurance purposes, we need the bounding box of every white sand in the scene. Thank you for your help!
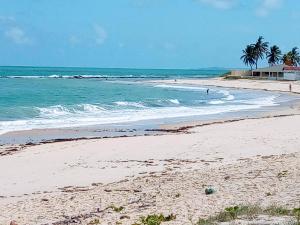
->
[0,115,300,198]
[0,149,299,225]
[149,78,300,93]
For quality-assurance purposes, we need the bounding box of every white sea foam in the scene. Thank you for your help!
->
[235,95,278,107]
[169,99,180,104]
[155,84,206,91]
[218,90,235,101]
[77,104,106,113]
[4,74,106,79]
[37,105,72,117]
[0,95,278,135]
[8,76,44,79]
[3,74,160,79]
[114,101,146,108]
[48,75,63,78]
[209,100,225,105]
[0,93,280,135]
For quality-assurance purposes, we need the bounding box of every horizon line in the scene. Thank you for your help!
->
[0,65,240,71]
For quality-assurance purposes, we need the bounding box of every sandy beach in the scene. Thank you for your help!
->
[1,79,300,225]
[149,78,300,94]
[3,1,300,224]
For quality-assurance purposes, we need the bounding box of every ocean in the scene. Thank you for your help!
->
[0,66,282,137]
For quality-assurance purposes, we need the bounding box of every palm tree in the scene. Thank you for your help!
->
[282,53,292,66]
[282,47,300,66]
[266,45,281,66]
[241,45,255,70]
[253,36,269,69]
[290,47,300,66]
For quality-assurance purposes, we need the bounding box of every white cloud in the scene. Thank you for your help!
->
[4,26,31,44]
[198,0,283,15]
[1,16,32,45]
[256,0,282,17]
[94,24,107,45]
[199,0,237,10]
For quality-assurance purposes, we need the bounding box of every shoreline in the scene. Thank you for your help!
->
[147,77,300,94]
[1,101,300,157]
[1,78,300,160]
[1,114,300,196]
[1,78,300,224]
[1,78,300,146]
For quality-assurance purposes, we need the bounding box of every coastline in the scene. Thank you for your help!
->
[1,78,300,224]
[147,77,300,94]
[1,78,300,146]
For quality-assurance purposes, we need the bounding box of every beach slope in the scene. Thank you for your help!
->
[0,114,300,224]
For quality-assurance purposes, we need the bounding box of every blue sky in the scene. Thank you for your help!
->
[0,0,299,69]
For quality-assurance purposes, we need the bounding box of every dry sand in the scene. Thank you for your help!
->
[1,115,300,197]
[149,78,300,94]
[0,115,299,224]
[0,151,299,225]
[0,79,300,225]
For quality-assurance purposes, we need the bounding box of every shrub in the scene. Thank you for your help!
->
[138,213,176,225]
[110,205,125,212]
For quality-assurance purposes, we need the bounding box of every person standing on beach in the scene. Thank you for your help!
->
[289,83,292,92]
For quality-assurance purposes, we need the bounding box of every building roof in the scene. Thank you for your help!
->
[253,64,300,73]
[284,66,300,71]
[253,64,285,73]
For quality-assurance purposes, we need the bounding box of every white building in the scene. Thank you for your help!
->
[251,64,300,80]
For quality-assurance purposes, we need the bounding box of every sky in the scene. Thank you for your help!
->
[0,0,299,69]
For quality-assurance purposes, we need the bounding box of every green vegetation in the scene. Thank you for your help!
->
[195,205,297,225]
[267,45,282,66]
[293,208,300,225]
[133,213,176,225]
[241,36,300,69]
[88,218,100,225]
[130,205,299,225]
[282,47,300,66]
[224,206,240,220]
[264,205,291,216]
[196,218,215,225]
[253,36,269,69]
[241,36,269,69]
[241,45,256,70]
[110,205,125,212]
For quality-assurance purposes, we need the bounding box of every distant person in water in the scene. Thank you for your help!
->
[206,88,209,95]
[289,83,292,92]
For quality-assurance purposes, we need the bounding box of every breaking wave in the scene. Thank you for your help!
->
[218,90,235,101]
[155,84,206,91]
[114,101,146,108]
[0,93,279,135]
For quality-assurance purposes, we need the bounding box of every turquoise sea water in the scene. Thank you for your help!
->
[0,66,281,135]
